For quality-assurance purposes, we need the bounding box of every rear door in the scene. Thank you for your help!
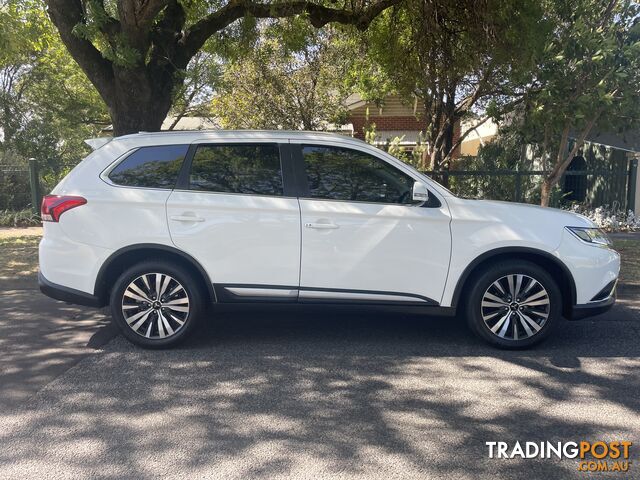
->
[294,141,452,305]
[166,141,301,301]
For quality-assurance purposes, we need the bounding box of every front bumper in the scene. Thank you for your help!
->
[556,229,620,304]
[568,294,616,320]
[39,271,103,307]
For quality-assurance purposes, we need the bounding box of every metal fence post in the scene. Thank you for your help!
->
[28,158,41,215]
[514,171,522,203]
[627,158,638,213]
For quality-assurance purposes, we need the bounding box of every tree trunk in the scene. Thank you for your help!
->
[422,96,456,174]
[540,177,553,207]
[110,101,168,137]
[539,111,602,208]
[45,0,401,138]
[109,67,177,136]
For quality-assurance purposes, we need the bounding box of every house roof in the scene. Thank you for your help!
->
[580,130,640,153]
[370,130,423,145]
[345,93,423,117]
[345,93,368,110]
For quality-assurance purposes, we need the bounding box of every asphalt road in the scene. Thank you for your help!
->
[0,289,639,479]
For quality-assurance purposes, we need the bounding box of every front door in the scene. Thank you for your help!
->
[295,142,451,305]
[167,141,301,301]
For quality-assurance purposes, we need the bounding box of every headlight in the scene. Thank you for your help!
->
[566,226,612,246]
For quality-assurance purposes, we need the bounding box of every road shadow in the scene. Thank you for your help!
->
[1,303,638,479]
[0,290,118,410]
[173,301,640,359]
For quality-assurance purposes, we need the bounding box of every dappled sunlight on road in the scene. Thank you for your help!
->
[0,307,639,480]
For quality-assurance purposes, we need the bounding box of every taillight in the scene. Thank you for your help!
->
[40,195,87,222]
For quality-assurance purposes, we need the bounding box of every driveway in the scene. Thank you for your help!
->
[0,283,638,479]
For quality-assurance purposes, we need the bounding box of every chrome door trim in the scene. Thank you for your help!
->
[298,289,431,304]
[225,287,298,298]
[214,284,439,305]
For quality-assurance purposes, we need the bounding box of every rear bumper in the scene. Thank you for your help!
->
[568,295,616,320]
[38,271,103,307]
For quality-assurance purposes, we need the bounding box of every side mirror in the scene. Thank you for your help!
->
[412,181,429,203]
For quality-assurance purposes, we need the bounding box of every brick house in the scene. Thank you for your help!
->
[344,93,461,159]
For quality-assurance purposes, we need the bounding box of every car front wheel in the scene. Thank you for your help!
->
[465,261,562,348]
[110,260,204,348]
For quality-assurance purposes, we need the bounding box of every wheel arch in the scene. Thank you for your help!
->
[451,247,577,318]
[94,243,215,306]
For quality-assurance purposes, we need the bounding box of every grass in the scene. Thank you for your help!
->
[612,238,640,287]
[0,234,41,290]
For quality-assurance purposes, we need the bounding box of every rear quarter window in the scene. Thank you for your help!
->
[108,145,189,189]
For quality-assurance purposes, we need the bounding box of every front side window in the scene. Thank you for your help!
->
[302,145,417,204]
[189,144,283,196]
[108,145,188,188]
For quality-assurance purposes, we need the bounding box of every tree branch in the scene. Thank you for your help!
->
[178,0,401,65]
[545,110,603,191]
[46,0,115,105]
[136,0,171,29]
[117,0,171,55]
[149,0,187,68]
[554,110,602,179]
[454,60,495,116]
[442,115,491,164]
[442,95,525,164]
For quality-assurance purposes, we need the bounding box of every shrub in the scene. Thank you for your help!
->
[566,204,640,232]
[0,209,41,228]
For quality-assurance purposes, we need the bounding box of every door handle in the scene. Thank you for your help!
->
[170,214,205,223]
[305,222,339,230]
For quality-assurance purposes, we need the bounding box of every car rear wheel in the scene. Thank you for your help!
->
[465,261,562,348]
[110,260,204,348]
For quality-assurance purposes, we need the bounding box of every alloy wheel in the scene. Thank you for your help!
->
[121,273,190,339]
[480,274,550,341]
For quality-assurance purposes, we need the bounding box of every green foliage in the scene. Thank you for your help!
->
[450,134,536,202]
[71,0,141,67]
[0,1,51,65]
[169,51,221,125]
[363,123,378,146]
[0,208,40,227]
[213,24,351,130]
[505,0,640,205]
[519,0,640,165]
[0,1,110,208]
[351,0,547,166]
[378,134,428,169]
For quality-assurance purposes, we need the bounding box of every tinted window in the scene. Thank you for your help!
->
[302,145,417,204]
[109,145,188,188]
[189,144,283,196]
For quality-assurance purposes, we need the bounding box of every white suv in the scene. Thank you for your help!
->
[39,130,619,348]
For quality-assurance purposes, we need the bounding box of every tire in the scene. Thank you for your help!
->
[464,260,562,349]
[110,260,205,348]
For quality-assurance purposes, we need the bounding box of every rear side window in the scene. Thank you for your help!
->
[108,145,188,189]
[189,144,283,196]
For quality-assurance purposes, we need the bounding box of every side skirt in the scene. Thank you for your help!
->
[213,284,451,314]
